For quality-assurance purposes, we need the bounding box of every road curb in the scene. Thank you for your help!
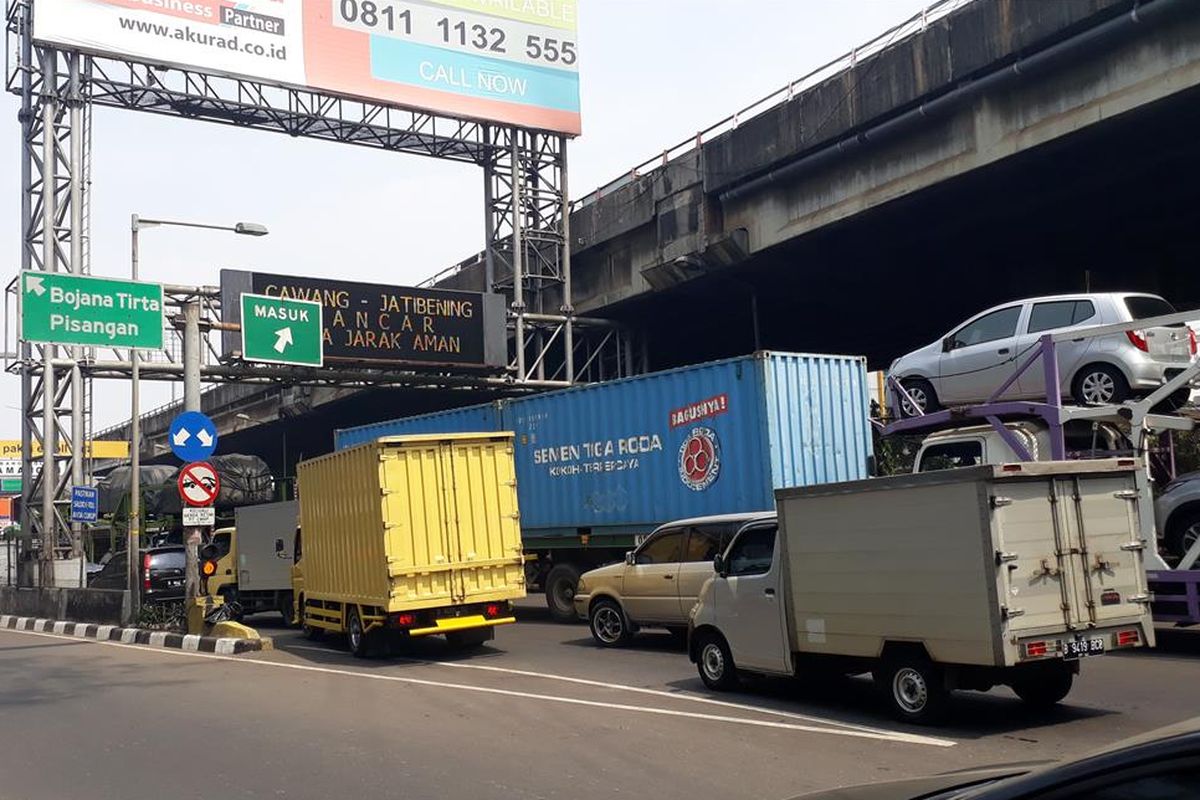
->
[0,613,270,654]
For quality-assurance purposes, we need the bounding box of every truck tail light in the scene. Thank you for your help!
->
[1116,629,1140,647]
[391,612,416,628]
[484,603,504,619]
[1023,640,1060,659]
[142,553,151,591]
[1126,330,1149,352]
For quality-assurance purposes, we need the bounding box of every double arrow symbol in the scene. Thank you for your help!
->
[172,427,214,448]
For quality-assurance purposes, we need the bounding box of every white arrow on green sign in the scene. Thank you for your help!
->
[21,271,164,349]
[240,293,323,367]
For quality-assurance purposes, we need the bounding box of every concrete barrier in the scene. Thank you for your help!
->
[0,587,131,626]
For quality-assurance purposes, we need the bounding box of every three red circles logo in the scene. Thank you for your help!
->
[678,427,721,492]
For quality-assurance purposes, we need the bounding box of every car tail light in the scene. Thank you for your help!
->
[1117,629,1140,647]
[1190,328,1197,356]
[1126,330,1149,352]
[1023,640,1060,659]
[391,612,417,628]
[484,603,503,619]
[1001,464,1023,472]
[142,553,151,591]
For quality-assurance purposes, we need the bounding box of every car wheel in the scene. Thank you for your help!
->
[900,378,940,417]
[544,563,582,623]
[346,606,373,659]
[875,657,950,725]
[695,632,739,691]
[1166,510,1200,561]
[1011,666,1073,709]
[588,599,632,647]
[1072,364,1129,406]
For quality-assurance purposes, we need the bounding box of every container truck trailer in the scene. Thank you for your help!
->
[336,352,874,620]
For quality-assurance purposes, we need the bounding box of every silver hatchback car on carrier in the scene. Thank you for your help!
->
[887,292,1195,415]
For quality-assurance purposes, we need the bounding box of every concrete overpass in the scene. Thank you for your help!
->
[105,0,1200,475]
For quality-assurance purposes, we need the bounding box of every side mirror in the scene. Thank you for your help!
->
[713,554,726,576]
[942,336,956,353]
[624,551,635,566]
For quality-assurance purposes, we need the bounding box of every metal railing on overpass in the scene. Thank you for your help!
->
[418,0,975,289]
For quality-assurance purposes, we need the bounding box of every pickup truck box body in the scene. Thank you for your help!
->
[690,460,1155,720]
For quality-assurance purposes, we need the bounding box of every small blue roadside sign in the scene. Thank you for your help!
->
[70,485,99,523]
[169,411,218,462]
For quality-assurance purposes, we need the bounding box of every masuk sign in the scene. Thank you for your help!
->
[220,270,507,369]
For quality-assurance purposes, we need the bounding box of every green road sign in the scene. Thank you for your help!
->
[1,478,20,493]
[240,293,323,367]
[20,271,164,350]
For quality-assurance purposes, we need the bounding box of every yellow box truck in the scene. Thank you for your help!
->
[294,433,526,657]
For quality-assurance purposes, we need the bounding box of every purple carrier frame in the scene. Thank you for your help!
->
[880,310,1200,626]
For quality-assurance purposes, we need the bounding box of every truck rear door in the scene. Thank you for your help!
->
[992,467,1148,633]
[381,436,523,607]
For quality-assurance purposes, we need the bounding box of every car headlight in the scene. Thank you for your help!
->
[574,577,587,595]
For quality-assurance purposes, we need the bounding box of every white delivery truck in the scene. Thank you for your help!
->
[687,459,1155,724]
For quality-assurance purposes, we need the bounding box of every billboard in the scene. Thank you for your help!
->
[220,269,508,369]
[33,0,581,135]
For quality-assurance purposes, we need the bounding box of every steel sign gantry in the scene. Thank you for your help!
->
[5,0,625,586]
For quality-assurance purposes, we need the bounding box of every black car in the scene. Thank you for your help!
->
[794,717,1200,799]
[88,546,187,604]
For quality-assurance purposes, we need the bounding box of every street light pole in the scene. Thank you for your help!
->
[129,215,141,622]
[128,215,268,611]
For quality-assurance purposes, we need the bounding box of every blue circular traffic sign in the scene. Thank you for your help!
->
[169,411,218,462]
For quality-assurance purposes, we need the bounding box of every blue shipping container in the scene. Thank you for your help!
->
[335,352,873,538]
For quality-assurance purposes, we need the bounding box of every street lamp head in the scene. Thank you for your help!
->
[234,222,269,237]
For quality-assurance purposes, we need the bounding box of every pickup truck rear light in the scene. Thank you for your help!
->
[1126,330,1149,352]
[484,603,504,619]
[142,553,151,591]
[1023,640,1060,659]
[1116,629,1140,647]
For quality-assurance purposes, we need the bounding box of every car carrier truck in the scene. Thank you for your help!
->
[293,432,526,657]
[688,459,1155,724]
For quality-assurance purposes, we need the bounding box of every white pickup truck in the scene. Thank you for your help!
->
[687,459,1155,724]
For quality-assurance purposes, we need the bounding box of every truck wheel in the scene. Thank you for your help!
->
[544,564,582,623]
[1011,667,1073,709]
[875,658,950,725]
[695,632,739,691]
[588,599,632,647]
[446,628,493,650]
[346,606,373,659]
[277,592,295,627]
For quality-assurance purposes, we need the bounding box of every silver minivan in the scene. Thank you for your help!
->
[887,292,1194,414]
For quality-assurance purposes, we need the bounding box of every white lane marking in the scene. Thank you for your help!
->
[0,627,953,748]
[286,644,922,742]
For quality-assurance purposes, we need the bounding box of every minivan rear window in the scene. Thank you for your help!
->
[151,550,186,570]
[1124,296,1176,320]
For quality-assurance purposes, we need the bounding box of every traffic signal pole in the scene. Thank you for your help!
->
[182,300,202,603]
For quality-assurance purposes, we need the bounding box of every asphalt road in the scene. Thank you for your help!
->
[1,600,1197,800]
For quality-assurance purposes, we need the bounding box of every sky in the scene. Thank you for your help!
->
[0,0,937,437]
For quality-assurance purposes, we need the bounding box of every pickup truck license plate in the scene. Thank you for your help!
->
[1064,638,1105,659]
